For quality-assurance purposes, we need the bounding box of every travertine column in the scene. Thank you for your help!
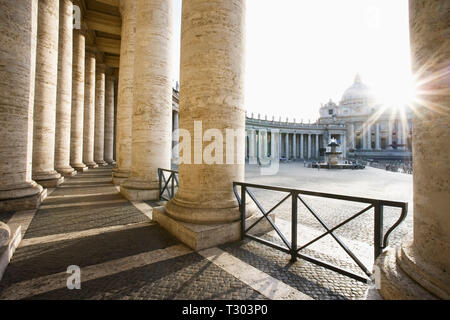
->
[285,133,289,159]
[293,134,296,159]
[112,0,136,185]
[94,64,107,166]
[120,0,173,200]
[349,123,355,149]
[388,120,393,149]
[342,134,346,158]
[172,111,179,162]
[32,0,64,188]
[307,134,311,159]
[377,0,450,300]
[362,124,367,149]
[375,123,381,150]
[367,124,372,150]
[160,0,250,250]
[270,131,279,160]
[248,129,256,162]
[55,0,76,177]
[258,130,262,160]
[0,0,44,211]
[104,75,115,164]
[315,134,319,158]
[300,134,304,159]
[83,48,97,168]
[70,26,88,172]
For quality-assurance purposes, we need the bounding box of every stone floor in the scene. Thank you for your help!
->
[0,163,413,300]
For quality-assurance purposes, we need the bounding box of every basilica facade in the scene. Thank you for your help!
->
[244,75,413,162]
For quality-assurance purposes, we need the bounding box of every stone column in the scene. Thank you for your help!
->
[279,132,282,159]
[270,131,278,160]
[300,134,304,159]
[54,0,76,177]
[113,0,136,185]
[349,123,355,149]
[248,129,256,162]
[32,0,64,188]
[285,133,289,159]
[307,134,311,159]
[245,129,248,160]
[342,134,347,158]
[367,124,372,150]
[388,121,393,149]
[83,48,97,168]
[375,122,381,150]
[120,0,173,200]
[172,111,179,163]
[70,26,88,172]
[0,0,44,211]
[362,124,367,149]
[104,75,115,164]
[293,133,296,160]
[315,134,319,158]
[159,0,250,250]
[258,130,262,160]
[94,64,107,166]
[376,0,450,300]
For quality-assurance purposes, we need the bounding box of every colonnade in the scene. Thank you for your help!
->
[246,130,336,161]
[0,0,116,211]
[0,0,448,299]
[349,120,411,151]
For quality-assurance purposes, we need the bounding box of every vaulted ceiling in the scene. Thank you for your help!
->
[78,0,121,70]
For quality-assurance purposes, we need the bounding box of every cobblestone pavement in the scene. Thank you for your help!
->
[0,164,412,300]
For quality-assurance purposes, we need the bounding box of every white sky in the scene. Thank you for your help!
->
[172,0,412,123]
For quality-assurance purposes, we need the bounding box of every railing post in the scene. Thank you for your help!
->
[158,169,162,200]
[291,191,298,262]
[374,202,383,260]
[241,185,246,240]
[171,172,175,198]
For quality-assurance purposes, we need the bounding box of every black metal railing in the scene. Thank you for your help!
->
[158,168,178,201]
[233,182,408,283]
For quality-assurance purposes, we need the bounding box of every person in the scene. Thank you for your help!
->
[304,160,306,167]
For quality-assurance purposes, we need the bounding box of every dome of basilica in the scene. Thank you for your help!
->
[340,74,376,108]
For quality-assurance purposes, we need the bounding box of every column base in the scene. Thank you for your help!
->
[71,163,88,172]
[94,160,108,166]
[56,166,77,177]
[35,176,64,188]
[105,159,116,165]
[153,206,274,251]
[112,169,129,186]
[85,162,98,169]
[375,245,447,299]
[120,183,159,201]
[0,183,46,212]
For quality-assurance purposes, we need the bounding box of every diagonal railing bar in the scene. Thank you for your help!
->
[297,195,372,277]
[246,188,292,250]
[158,168,179,201]
[161,172,172,198]
[245,193,292,234]
[236,181,407,283]
[297,203,374,252]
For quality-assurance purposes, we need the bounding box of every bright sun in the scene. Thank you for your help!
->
[374,74,418,110]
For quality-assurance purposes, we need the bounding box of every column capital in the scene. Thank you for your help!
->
[85,45,98,56]
[96,63,107,74]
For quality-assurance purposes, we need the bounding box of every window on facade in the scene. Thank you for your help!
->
[328,109,333,115]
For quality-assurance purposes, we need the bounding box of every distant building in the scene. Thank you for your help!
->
[241,74,413,162]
